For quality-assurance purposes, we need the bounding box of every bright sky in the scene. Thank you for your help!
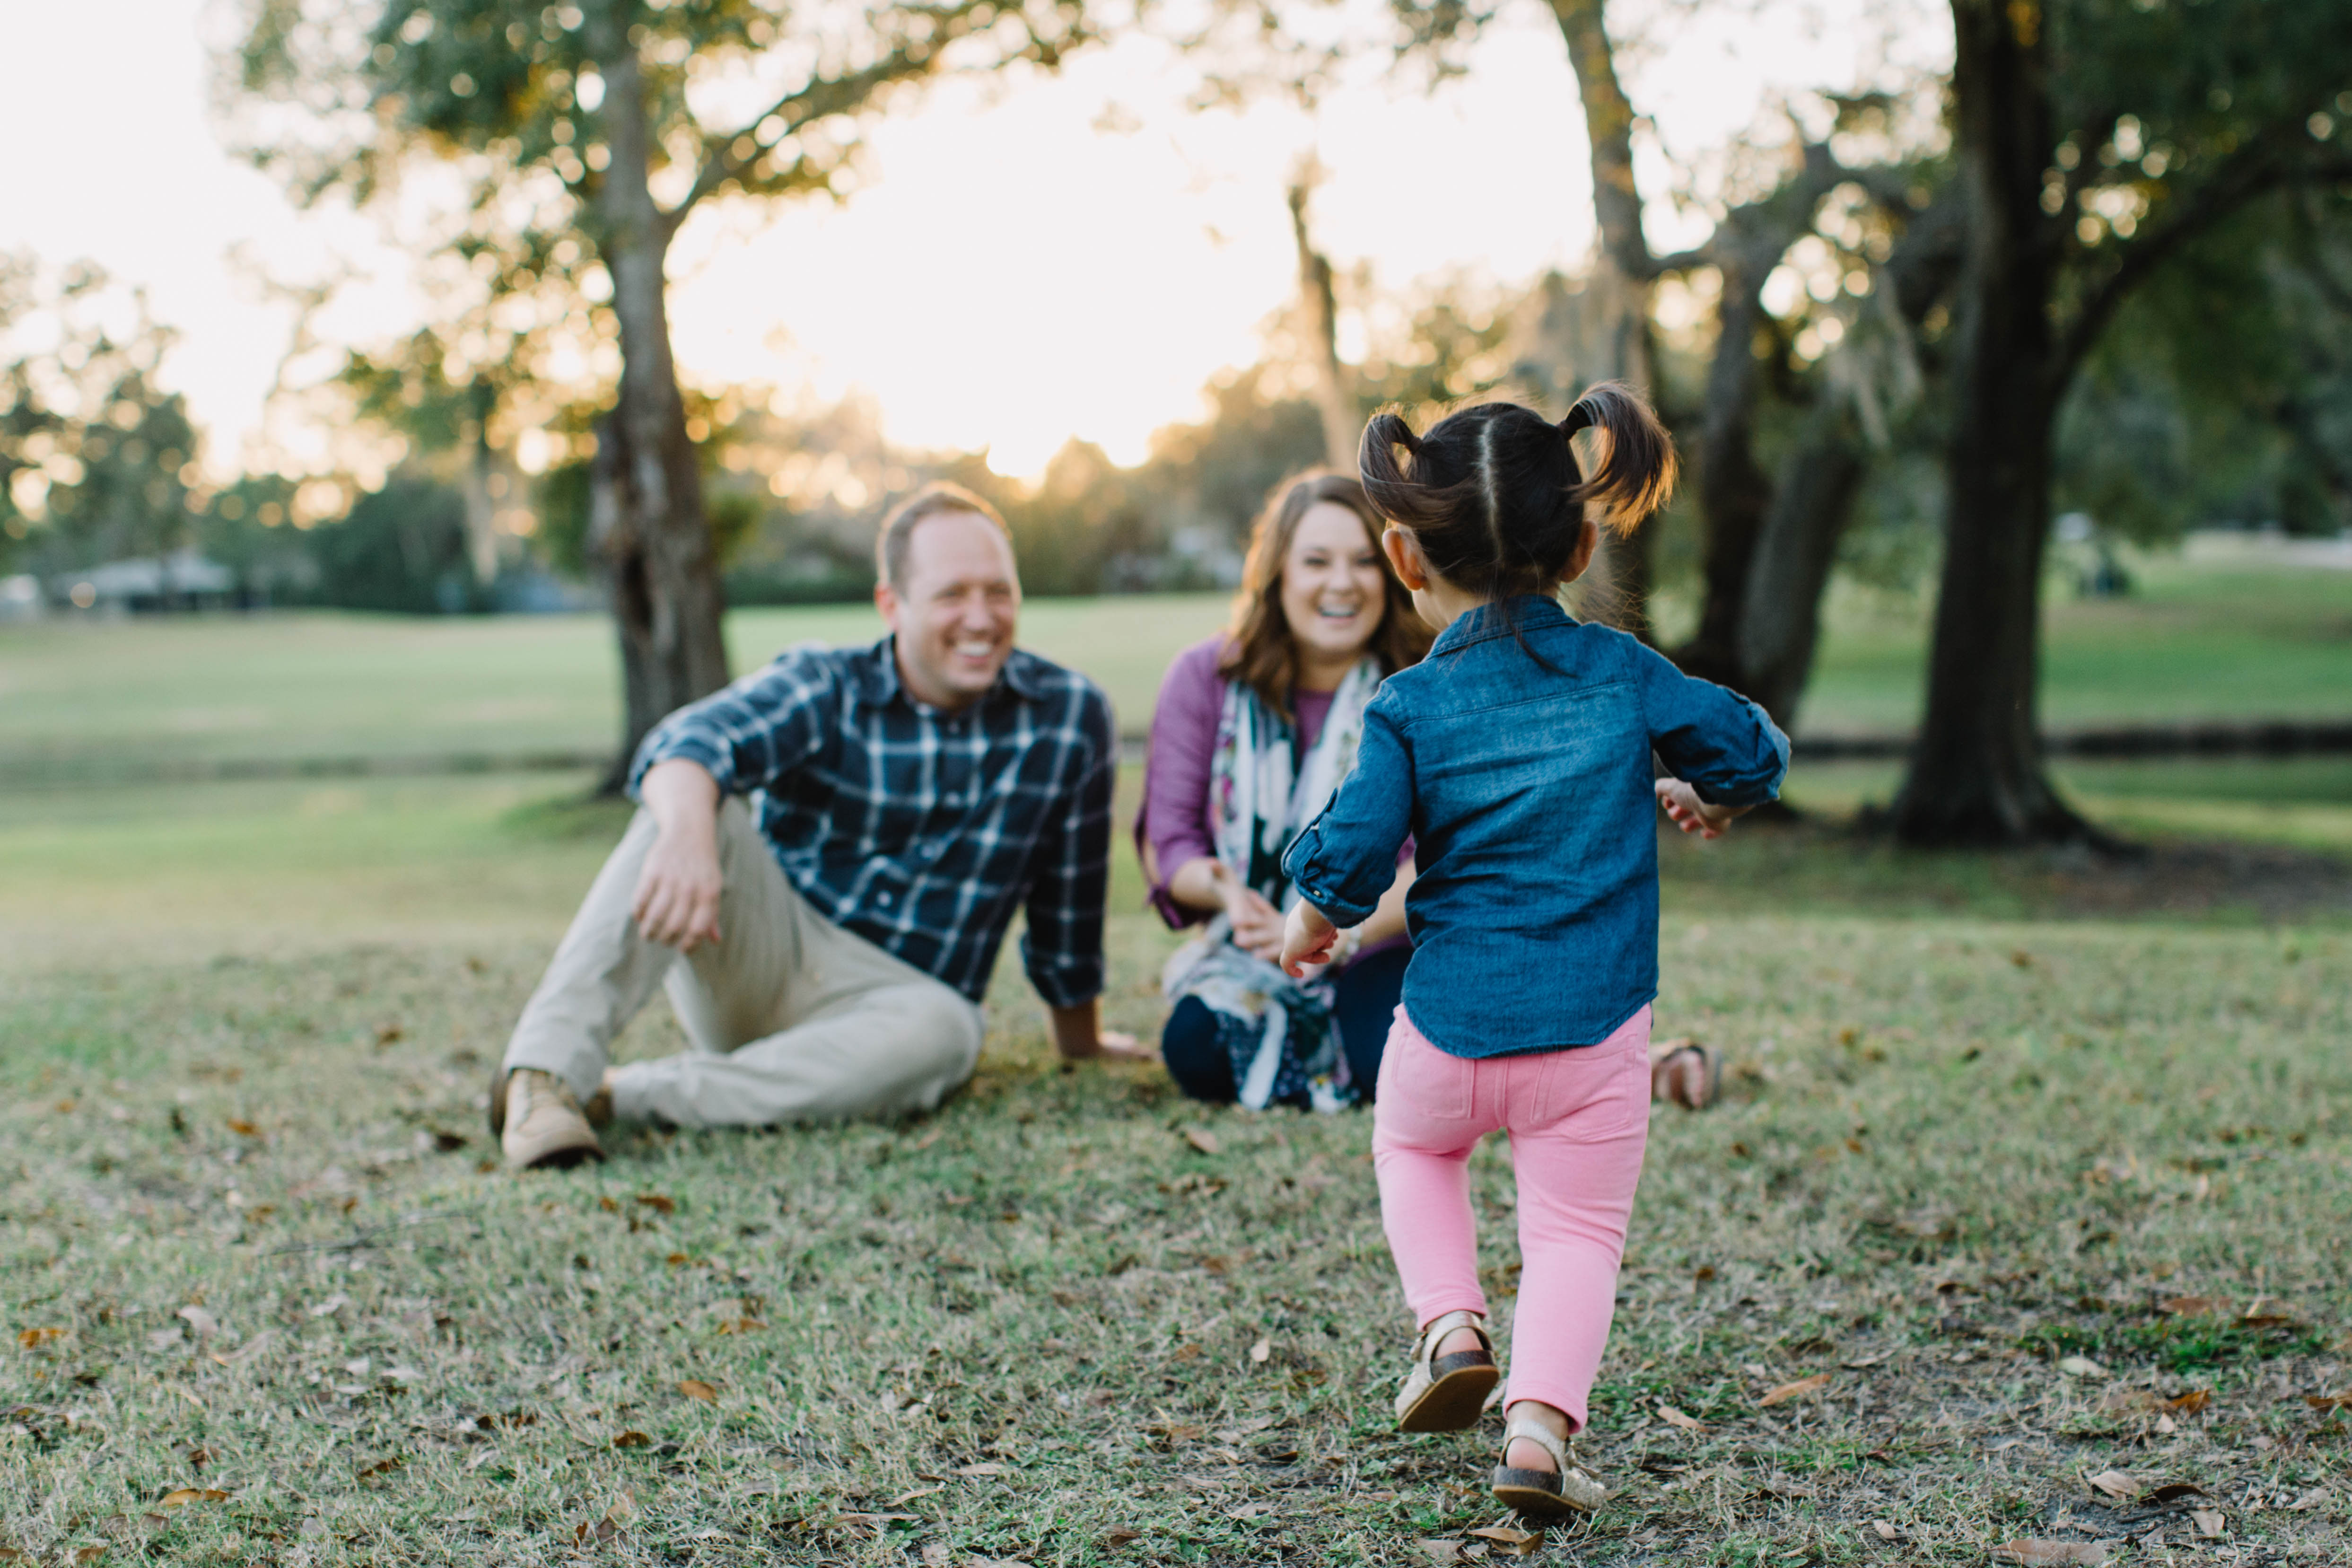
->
[1,0,1947,483]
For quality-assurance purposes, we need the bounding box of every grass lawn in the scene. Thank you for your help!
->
[4,771,2350,1565]
[3,549,2348,1563]
[2,549,2346,780]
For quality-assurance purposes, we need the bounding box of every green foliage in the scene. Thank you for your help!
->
[2058,193,2352,540]
[303,474,485,614]
[0,257,201,576]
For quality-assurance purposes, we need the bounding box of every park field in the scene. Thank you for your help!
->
[3,547,2351,779]
[2,547,2349,1564]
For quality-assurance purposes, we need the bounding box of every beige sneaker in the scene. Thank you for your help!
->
[490,1067,607,1169]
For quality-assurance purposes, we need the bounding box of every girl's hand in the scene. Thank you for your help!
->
[1279,901,1339,978]
[1656,777,1744,839]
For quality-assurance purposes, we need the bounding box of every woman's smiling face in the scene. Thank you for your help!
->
[1279,500,1388,667]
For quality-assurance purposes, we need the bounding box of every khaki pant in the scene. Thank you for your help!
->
[502,800,984,1128]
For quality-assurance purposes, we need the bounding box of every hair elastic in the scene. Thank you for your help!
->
[1559,400,1599,438]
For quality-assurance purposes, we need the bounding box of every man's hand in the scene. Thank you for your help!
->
[1279,901,1338,979]
[1050,1000,1157,1064]
[1656,777,1747,840]
[632,759,725,951]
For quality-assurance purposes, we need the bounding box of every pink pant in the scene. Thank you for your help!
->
[1372,1005,1652,1431]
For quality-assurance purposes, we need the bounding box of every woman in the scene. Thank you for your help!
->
[1137,472,1430,1108]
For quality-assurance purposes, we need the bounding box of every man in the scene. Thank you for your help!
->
[491,482,1143,1169]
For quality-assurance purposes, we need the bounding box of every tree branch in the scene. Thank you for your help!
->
[2054,134,2352,392]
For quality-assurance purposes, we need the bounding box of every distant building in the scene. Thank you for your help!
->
[0,574,41,622]
[50,549,237,613]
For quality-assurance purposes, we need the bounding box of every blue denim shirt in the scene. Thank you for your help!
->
[1282,596,1788,1058]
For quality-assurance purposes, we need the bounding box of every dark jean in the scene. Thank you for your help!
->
[1161,944,1409,1107]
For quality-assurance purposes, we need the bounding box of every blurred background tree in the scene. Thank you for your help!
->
[234,0,1101,786]
[1892,0,2352,846]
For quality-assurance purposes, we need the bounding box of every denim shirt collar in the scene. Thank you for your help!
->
[849,636,1050,710]
[1427,594,1574,658]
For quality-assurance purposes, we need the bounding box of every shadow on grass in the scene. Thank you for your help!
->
[1661,808,2352,926]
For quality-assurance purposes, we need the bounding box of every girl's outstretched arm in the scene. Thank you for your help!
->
[1281,701,1415,926]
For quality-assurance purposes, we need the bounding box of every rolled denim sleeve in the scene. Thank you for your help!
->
[1280,700,1414,927]
[627,649,832,798]
[1020,685,1115,1008]
[1633,642,1790,806]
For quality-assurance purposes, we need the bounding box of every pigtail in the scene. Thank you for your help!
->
[1360,412,1451,529]
[1559,381,1678,537]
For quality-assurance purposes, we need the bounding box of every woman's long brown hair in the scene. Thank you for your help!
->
[1218,471,1431,723]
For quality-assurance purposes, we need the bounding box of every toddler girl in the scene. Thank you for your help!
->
[1278,385,1788,1516]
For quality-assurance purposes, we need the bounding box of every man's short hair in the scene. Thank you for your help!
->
[875,482,1014,589]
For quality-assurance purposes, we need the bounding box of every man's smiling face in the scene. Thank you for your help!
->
[875,508,1022,710]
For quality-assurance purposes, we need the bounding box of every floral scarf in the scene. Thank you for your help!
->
[1159,658,1381,1111]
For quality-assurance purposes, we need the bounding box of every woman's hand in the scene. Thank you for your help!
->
[1224,881,1288,962]
[1656,777,1746,840]
[1279,901,1339,978]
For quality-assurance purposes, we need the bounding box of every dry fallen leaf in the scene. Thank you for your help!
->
[922,1545,952,1567]
[678,1379,719,1402]
[175,1306,219,1340]
[1758,1372,1831,1408]
[1871,1521,1899,1542]
[635,1193,675,1214]
[1416,1541,1463,1565]
[2158,1296,2226,1317]
[157,1489,227,1507]
[2305,1392,2351,1412]
[891,1485,944,1505]
[1467,1524,1540,1557]
[2056,1355,2108,1379]
[1993,1541,2113,1565]
[2191,1509,2225,1539]
[1656,1403,1706,1432]
[955,1462,1008,1477]
[225,1120,260,1139]
[1183,1127,1222,1156]
[72,1550,106,1566]
[2166,1388,2212,1413]
[2287,1489,2330,1511]
[16,1328,64,1349]
[2085,1469,2141,1501]
[1250,1337,1271,1364]
[1100,1527,1141,1547]
[612,1431,651,1448]
[354,1456,401,1479]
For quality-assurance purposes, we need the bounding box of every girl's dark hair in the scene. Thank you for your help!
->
[1220,471,1432,722]
[1357,382,1677,604]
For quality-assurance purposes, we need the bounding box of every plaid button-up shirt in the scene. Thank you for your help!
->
[629,637,1114,1007]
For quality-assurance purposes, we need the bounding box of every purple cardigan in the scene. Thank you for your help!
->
[1136,637,1408,940]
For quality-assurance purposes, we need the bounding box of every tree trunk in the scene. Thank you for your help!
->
[591,30,730,793]
[1677,244,1775,683]
[458,378,500,590]
[1545,0,1662,638]
[1892,0,2084,844]
[1735,408,1867,727]
[1287,178,1356,472]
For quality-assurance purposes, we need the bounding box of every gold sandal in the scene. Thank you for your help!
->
[1394,1309,1500,1432]
[1489,1410,1607,1517]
